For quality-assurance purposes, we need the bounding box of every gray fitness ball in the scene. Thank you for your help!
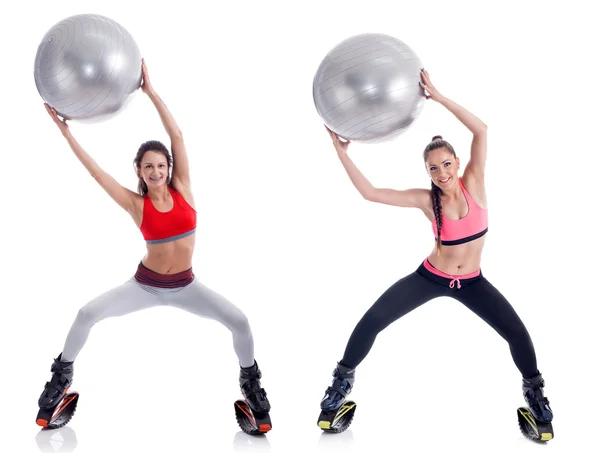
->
[313,33,426,144]
[34,14,142,121]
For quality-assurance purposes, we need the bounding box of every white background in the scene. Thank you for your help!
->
[1,0,598,452]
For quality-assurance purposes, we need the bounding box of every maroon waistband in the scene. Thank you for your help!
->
[134,262,195,288]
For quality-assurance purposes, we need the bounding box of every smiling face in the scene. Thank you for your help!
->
[139,150,169,190]
[425,147,460,190]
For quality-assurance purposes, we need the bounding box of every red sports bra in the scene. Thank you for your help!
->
[431,178,488,245]
[140,186,197,244]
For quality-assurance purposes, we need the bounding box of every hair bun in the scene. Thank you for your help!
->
[431,135,443,141]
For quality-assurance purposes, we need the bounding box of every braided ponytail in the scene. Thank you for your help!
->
[431,181,443,254]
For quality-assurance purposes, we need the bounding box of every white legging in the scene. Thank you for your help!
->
[61,278,255,367]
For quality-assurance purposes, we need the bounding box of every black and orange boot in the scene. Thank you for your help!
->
[36,354,79,429]
[234,361,271,435]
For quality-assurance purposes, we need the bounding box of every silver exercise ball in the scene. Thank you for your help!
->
[313,33,425,144]
[34,14,142,121]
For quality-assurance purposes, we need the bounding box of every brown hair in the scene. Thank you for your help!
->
[133,140,173,195]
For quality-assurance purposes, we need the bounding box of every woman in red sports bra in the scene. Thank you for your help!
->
[36,59,271,434]
[317,69,553,441]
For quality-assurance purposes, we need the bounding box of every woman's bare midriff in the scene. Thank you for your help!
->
[426,235,486,276]
[141,234,195,274]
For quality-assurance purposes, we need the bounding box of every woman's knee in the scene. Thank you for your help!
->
[354,310,389,338]
[226,310,251,336]
[503,319,533,347]
[74,304,103,328]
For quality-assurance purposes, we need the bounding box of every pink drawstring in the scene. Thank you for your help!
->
[423,259,480,290]
[449,278,461,289]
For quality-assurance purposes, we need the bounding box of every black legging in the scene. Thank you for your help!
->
[341,262,539,378]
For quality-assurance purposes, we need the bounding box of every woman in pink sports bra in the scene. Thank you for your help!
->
[317,69,553,441]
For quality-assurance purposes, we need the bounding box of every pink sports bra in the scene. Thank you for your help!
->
[431,178,488,246]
